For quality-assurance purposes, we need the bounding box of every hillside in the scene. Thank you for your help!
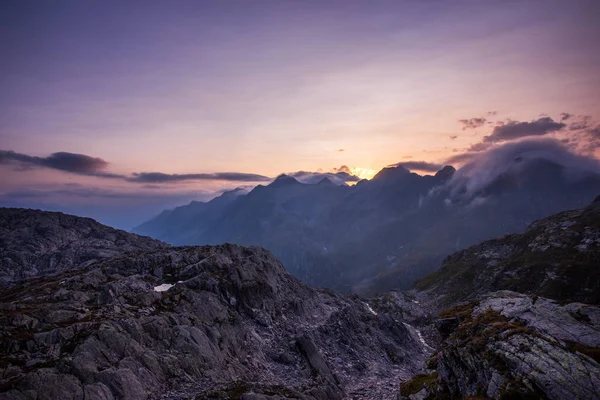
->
[0,208,168,284]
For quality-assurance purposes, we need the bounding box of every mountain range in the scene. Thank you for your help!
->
[1,196,599,399]
[135,157,600,294]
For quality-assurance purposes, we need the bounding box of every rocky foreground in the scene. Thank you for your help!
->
[0,242,428,400]
[1,204,600,399]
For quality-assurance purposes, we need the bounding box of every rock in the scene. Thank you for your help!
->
[401,291,600,400]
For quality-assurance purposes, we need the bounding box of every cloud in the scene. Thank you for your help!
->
[444,152,477,165]
[568,115,592,131]
[449,135,458,140]
[333,165,352,174]
[393,161,444,173]
[467,142,493,152]
[289,170,361,185]
[483,117,565,143]
[127,172,272,183]
[0,150,122,178]
[443,138,600,200]
[337,148,345,152]
[458,117,487,130]
[560,112,572,121]
[487,111,497,116]
[0,149,273,183]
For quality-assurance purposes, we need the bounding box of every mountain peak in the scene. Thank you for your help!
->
[372,165,411,182]
[269,174,301,187]
[435,165,456,179]
[316,177,335,186]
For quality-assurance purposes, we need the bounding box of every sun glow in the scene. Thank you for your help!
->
[350,167,377,180]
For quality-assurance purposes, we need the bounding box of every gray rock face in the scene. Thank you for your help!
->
[399,292,600,400]
[0,244,427,400]
[0,208,168,284]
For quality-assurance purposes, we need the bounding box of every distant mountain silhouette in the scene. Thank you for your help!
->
[135,159,600,293]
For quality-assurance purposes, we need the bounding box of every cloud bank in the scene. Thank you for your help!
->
[444,138,600,200]
[128,172,272,183]
[0,150,272,183]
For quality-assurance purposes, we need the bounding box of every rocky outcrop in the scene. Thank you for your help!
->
[399,291,600,400]
[415,199,600,306]
[0,208,167,284]
[0,244,427,400]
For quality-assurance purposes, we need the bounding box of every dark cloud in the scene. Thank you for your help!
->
[449,135,458,140]
[0,150,122,178]
[337,148,345,152]
[393,161,444,173]
[127,172,272,183]
[487,111,497,116]
[483,117,565,143]
[0,149,273,183]
[458,117,486,130]
[560,112,572,121]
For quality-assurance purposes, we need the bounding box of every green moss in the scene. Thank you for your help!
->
[438,302,477,319]
[564,341,600,364]
[399,372,439,397]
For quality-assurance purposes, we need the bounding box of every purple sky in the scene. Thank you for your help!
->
[1,0,599,229]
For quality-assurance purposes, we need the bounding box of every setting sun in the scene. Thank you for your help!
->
[350,167,377,180]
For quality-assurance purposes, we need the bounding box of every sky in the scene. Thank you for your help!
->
[1,0,600,229]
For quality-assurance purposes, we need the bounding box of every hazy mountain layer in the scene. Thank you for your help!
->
[136,158,600,294]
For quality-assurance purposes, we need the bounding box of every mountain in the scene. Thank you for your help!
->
[415,197,600,306]
[134,188,246,244]
[0,211,429,400]
[0,208,167,285]
[135,158,600,294]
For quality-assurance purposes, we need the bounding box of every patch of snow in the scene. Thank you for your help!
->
[153,283,174,292]
[363,302,378,316]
